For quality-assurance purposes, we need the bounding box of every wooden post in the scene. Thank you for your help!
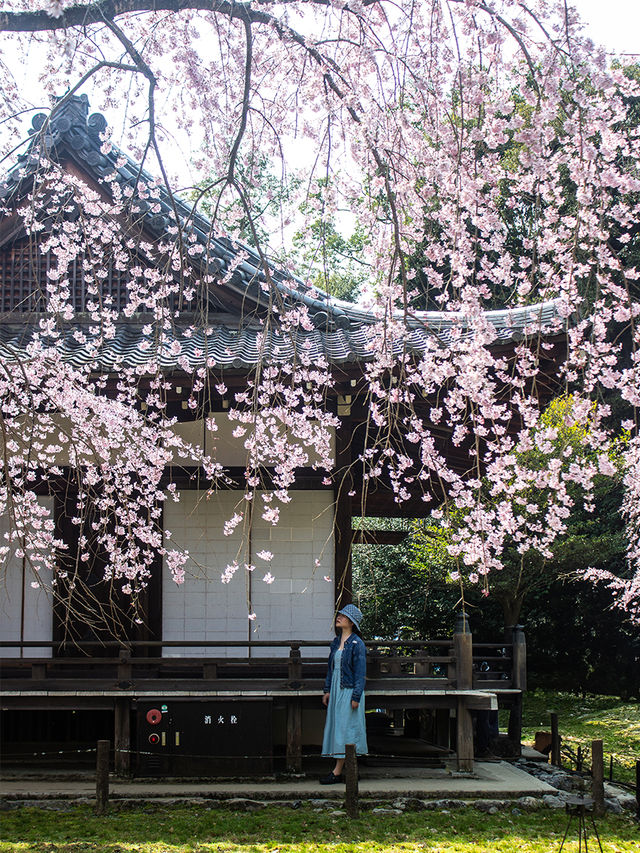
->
[550,713,561,767]
[454,612,474,771]
[434,708,451,750]
[344,743,359,818]
[203,662,218,680]
[114,698,130,777]
[95,739,110,815]
[117,648,132,684]
[288,643,302,684]
[592,739,604,816]
[286,699,302,773]
[506,625,526,756]
[635,760,639,822]
[31,662,47,680]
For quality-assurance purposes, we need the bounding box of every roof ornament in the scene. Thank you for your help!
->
[30,93,91,137]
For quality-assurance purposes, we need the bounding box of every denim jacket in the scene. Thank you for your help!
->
[323,633,367,703]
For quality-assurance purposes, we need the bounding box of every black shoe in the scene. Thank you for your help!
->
[319,772,344,784]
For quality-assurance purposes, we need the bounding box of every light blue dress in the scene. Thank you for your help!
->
[321,649,368,757]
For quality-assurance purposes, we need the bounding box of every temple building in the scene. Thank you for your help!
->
[0,96,565,775]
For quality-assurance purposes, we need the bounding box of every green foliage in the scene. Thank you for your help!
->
[355,533,639,697]
[191,152,300,249]
[291,179,370,302]
[354,540,462,640]
[0,803,638,852]
[520,573,639,699]
[192,164,369,302]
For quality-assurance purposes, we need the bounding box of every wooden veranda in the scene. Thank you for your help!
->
[0,623,525,776]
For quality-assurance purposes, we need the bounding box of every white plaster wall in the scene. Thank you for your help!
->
[0,496,54,658]
[249,492,335,655]
[162,490,335,657]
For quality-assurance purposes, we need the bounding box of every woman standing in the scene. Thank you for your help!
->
[320,603,368,784]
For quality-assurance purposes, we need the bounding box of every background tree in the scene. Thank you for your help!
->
[354,538,639,697]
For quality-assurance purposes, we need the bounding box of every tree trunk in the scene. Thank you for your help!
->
[501,590,526,630]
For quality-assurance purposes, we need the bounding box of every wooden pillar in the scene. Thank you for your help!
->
[393,709,404,731]
[141,501,163,655]
[508,625,526,755]
[288,643,302,684]
[117,649,132,684]
[456,699,474,772]
[114,698,131,777]
[507,694,523,756]
[454,611,474,771]
[434,708,451,749]
[334,419,353,610]
[511,625,527,690]
[454,613,473,690]
[286,699,302,773]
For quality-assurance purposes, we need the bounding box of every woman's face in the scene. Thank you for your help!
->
[336,613,354,630]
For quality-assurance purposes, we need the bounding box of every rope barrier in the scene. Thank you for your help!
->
[1,747,98,758]
[1,745,451,762]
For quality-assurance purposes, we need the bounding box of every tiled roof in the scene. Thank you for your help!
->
[0,95,569,371]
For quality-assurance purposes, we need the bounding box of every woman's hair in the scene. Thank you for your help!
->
[334,617,362,638]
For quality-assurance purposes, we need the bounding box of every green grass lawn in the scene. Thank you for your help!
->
[519,690,640,785]
[0,803,638,853]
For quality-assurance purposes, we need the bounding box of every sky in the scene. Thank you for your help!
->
[574,0,640,55]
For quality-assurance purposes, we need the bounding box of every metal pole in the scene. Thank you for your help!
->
[95,739,110,815]
[344,743,359,819]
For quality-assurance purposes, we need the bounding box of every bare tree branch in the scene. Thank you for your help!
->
[0,0,336,33]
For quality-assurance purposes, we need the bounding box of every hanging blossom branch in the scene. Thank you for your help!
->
[0,0,639,626]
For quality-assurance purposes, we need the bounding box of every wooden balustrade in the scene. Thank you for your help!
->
[1,626,526,774]
[0,635,521,696]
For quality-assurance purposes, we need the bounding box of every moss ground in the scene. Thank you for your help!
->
[0,802,638,853]
[519,689,640,785]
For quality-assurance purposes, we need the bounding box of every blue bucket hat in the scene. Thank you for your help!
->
[337,603,363,633]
